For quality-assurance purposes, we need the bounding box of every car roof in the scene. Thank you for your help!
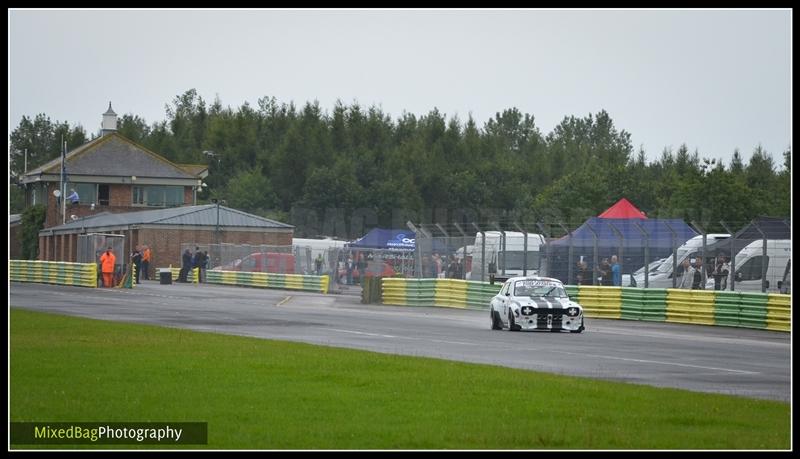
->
[507,276,563,284]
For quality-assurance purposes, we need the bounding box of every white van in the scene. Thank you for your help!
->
[629,234,730,288]
[469,231,546,281]
[704,239,791,293]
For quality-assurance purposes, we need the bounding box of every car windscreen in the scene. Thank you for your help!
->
[514,280,566,298]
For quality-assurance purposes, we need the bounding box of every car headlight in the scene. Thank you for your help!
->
[567,307,580,317]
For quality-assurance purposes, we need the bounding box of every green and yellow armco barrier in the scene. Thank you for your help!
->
[381,278,790,332]
[200,270,329,294]
[382,278,502,309]
[10,260,97,288]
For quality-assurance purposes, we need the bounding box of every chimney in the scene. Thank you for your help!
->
[101,102,117,136]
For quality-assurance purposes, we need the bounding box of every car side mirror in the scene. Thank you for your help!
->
[777,281,783,289]
[765,280,770,289]
[505,292,511,296]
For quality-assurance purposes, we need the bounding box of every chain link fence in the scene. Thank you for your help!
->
[176,242,417,288]
[174,217,790,294]
[411,218,791,294]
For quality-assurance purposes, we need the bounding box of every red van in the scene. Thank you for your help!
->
[216,253,296,274]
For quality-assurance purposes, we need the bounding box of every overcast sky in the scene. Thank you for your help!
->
[8,9,792,165]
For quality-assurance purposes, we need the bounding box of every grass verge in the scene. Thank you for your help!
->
[10,308,790,449]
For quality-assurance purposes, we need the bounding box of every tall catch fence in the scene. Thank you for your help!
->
[410,217,790,294]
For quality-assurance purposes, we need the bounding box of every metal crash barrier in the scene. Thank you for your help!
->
[205,270,329,294]
[381,278,790,332]
[10,260,97,288]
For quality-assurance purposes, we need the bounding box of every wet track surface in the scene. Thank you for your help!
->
[10,281,791,402]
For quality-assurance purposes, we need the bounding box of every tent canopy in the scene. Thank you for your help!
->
[550,217,696,248]
[544,217,697,282]
[598,198,647,219]
[348,228,416,250]
[703,216,791,256]
[733,216,790,240]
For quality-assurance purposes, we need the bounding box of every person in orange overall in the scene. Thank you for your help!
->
[141,245,151,281]
[99,246,116,287]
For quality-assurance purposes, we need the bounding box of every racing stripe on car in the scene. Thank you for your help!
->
[548,298,564,329]
[532,298,549,329]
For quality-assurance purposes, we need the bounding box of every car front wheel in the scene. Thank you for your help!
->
[570,317,585,333]
[508,310,520,331]
[490,309,503,330]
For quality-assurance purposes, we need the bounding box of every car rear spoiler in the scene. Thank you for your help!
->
[489,275,509,285]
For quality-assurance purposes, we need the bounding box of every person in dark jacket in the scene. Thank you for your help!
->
[576,260,591,285]
[131,245,143,285]
[179,248,192,282]
[692,257,707,290]
[598,258,612,286]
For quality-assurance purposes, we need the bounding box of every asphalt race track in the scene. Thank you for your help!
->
[10,281,791,402]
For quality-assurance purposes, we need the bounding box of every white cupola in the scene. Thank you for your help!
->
[101,102,117,136]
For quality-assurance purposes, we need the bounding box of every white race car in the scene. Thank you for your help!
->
[489,276,585,333]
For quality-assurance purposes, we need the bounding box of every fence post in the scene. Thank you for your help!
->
[585,222,599,286]
[557,223,572,284]
[406,221,422,280]
[608,222,623,286]
[498,226,507,276]
[513,223,528,276]
[690,221,708,289]
[752,220,768,293]
[664,221,679,289]
[453,222,468,280]
[471,223,485,283]
[633,221,649,288]
[535,222,551,279]
[719,221,736,291]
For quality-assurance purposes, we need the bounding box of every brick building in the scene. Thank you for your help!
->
[20,103,208,229]
[37,204,294,276]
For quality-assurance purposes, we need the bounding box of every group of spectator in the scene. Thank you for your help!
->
[574,254,731,290]
[129,245,152,285]
[575,256,622,286]
[421,253,464,279]
[98,244,151,287]
[179,247,209,282]
[677,255,730,290]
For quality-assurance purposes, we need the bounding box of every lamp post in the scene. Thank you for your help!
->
[203,150,220,189]
[212,198,226,245]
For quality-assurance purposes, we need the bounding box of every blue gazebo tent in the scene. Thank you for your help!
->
[348,228,416,251]
[545,217,697,284]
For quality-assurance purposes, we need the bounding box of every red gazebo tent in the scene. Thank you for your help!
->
[598,198,647,219]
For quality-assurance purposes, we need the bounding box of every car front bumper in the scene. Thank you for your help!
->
[515,312,583,331]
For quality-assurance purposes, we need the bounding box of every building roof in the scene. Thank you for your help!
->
[40,204,293,235]
[23,133,201,181]
[177,164,209,178]
[598,198,647,219]
[103,102,117,116]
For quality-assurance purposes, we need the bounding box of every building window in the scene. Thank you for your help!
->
[98,185,110,206]
[133,186,144,205]
[132,185,184,207]
[72,183,97,205]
